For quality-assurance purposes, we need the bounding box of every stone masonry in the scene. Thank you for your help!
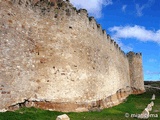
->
[0,0,145,112]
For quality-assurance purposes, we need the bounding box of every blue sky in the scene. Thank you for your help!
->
[70,0,160,81]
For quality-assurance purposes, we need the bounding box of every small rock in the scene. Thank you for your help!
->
[154,110,159,113]
[56,114,70,120]
[146,104,152,111]
[19,112,23,114]
[150,101,154,106]
[151,94,155,100]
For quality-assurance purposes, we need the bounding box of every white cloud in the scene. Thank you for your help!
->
[146,71,160,75]
[145,70,160,80]
[108,25,160,44]
[135,4,143,16]
[135,0,155,17]
[122,5,127,12]
[70,0,113,18]
[148,58,157,63]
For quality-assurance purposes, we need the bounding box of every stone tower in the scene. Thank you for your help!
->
[127,52,145,94]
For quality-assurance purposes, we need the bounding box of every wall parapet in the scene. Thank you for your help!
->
[126,51,142,58]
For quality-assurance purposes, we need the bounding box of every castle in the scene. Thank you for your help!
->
[0,0,145,112]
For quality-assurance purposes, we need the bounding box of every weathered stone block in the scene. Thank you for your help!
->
[56,114,70,120]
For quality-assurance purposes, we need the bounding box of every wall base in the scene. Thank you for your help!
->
[6,88,136,112]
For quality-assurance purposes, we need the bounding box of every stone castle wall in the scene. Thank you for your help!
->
[0,0,145,112]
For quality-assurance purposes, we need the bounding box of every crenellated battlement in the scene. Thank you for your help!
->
[77,9,88,16]
[102,29,105,33]
[111,39,114,43]
[107,34,111,40]
[127,51,142,58]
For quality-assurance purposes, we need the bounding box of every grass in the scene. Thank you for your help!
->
[0,88,160,120]
[145,81,160,88]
